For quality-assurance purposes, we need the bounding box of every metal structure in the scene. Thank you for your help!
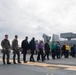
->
[52,34,60,42]
[42,32,76,46]
[60,32,76,41]
[42,33,51,43]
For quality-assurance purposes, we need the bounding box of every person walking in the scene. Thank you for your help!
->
[61,43,66,58]
[29,37,36,62]
[12,35,21,64]
[21,36,29,63]
[71,44,76,58]
[1,34,11,65]
[55,42,61,59]
[50,41,55,59]
[44,40,50,60]
[37,40,44,62]
[65,43,70,58]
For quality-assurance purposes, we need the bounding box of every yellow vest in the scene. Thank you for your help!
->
[66,45,70,50]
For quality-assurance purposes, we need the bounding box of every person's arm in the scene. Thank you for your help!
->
[1,40,5,50]
[8,40,10,49]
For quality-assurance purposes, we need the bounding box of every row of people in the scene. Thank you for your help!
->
[1,34,37,64]
[1,34,46,65]
[1,35,21,64]
[51,42,76,59]
[1,34,76,65]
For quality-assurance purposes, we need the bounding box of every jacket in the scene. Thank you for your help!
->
[21,39,29,50]
[44,43,50,51]
[50,43,55,51]
[29,40,36,50]
[12,39,18,51]
[66,45,70,50]
[1,39,10,50]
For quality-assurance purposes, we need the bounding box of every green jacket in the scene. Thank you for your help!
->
[50,43,55,51]
[1,39,10,50]
[12,39,18,51]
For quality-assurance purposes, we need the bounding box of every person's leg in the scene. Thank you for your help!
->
[73,50,75,57]
[3,51,6,64]
[52,50,55,59]
[7,51,11,64]
[23,50,27,63]
[72,50,75,57]
[58,51,60,59]
[32,50,35,61]
[13,51,16,64]
[30,50,32,61]
[67,51,69,58]
[44,51,47,60]
[47,51,50,60]
[56,50,59,59]
[41,51,44,62]
[63,50,66,57]
[23,53,25,62]
[65,50,67,58]
[66,50,68,58]
[37,51,40,61]
[17,51,21,63]
[30,50,33,61]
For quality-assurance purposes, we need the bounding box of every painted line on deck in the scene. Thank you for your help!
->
[0,58,76,70]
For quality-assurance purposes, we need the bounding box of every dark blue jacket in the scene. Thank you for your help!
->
[21,39,29,50]
[29,39,36,50]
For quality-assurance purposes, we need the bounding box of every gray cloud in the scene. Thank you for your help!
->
[0,0,76,45]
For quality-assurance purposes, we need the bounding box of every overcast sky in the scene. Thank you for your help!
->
[0,0,76,44]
